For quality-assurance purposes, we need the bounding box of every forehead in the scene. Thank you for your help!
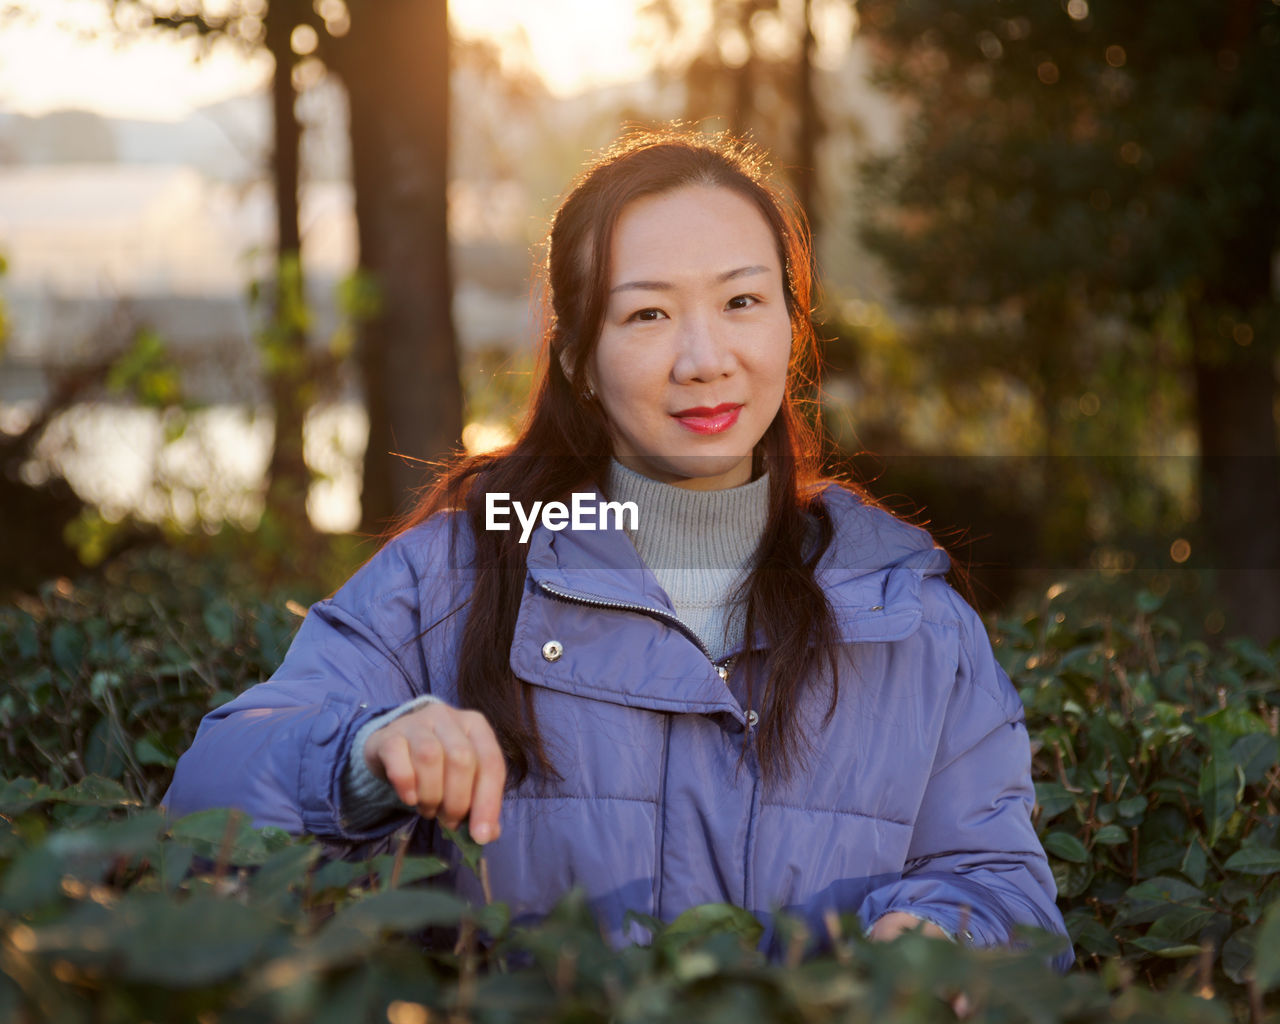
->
[608,185,781,281]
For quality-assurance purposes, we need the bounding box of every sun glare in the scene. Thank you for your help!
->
[0,0,659,121]
[0,1,272,120]
[449,0,654,97]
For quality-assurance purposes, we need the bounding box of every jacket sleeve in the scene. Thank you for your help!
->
[162,524,453,841]
[856,588,1073,971]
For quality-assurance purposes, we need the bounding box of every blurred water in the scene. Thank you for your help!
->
[11,400,368,533]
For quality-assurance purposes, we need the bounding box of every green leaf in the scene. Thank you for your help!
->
[1034,781,1076,823]
[1146,906,1216,942]
[248,842,320,903]
[1093,824,1129,846]
[1223,924,1259,985]
[1230,732,1278,786]
[1119,876,1207,925]
[1128,936,1201,958]
[84,719,126,780]
[1116,795,1148,822]
[121,895,276,985]
[475,900,512,940]
[134,734,175,768]
[440,821,486,874]
[659,902,764,952]
[58,775,137,806]
[1064,908,1118,957]
[1180,839,1208,887]
[168,808,274,866]
[1,844,65,912]
[368,852,448,889]
[202,600,236,647]
[1051,859,1094,899]
[0,777,60,815]
[332,888,466,933]
[1223,847,1280,875]
[1042,831,1090,863]
[1255,900,1280,991]
[50,622,86,676]
[1225,637,1279,679]
[1198,727,1240,846]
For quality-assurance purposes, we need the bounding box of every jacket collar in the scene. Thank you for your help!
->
[511,483,949,717]
[521,483,949,649]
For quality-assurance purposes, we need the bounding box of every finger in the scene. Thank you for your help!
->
[376,734,419,807]
[462,712,507,843]
[408,728,446,821]
[431,715,479,831]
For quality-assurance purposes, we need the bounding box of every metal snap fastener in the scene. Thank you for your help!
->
[716,665,729,681]
[746,710,759,727]
[541,640,564,662]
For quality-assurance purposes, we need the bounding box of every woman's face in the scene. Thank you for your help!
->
[589,184,792,491]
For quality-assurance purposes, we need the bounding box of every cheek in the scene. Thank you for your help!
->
[593,337,664,403]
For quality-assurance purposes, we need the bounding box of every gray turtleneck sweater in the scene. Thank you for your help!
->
[605,459,768,661]
[340,460,770,826]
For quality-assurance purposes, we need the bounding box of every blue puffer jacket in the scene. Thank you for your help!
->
[165,485,1071,966]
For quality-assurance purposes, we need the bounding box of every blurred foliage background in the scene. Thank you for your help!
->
[0,0,1276,640]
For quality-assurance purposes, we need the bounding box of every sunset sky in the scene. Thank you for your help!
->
[0,0,659,120]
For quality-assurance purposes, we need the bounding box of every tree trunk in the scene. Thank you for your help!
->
[1190,306,1280,643]
[263,0,311,529]
[332,0,463,532]
[793,0,820,239]
[338,0,462,534]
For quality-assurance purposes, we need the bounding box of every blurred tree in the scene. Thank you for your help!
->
[857,0,1280,640]
[326,0,460,535]
[261,0,311,530]
[108,0,461,535]
[107,0,315,533]
[642,0,826,238]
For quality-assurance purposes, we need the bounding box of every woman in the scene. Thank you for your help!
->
[165,128,1070,964]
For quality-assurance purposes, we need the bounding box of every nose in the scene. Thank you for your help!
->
[671,311,735,383]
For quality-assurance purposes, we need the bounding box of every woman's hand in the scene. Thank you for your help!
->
[867,911,949,942]
[363,704,506,844]
[868,913,972,1019]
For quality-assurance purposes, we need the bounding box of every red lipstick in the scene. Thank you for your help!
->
[672,403,742,435]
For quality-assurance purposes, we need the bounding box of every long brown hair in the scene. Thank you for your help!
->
[397,127,842,785]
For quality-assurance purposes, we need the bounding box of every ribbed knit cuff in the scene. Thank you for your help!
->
[341,694,442,830]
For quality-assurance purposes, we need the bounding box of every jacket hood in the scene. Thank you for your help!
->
[523,480,950,650]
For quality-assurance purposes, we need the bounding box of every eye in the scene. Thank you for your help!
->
[626,307,667,324]
[725,294,760,311]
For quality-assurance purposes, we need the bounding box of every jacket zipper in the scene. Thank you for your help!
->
[536,580,746,717]
[536,580,715,659]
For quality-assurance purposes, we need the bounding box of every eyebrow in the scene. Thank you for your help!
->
[609,264,771,295]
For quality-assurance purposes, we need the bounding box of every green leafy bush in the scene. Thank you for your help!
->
[1001,578,1280,1012]
[0,545,318,805]
[0,782,1253,1023]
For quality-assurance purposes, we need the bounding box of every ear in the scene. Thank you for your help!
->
[556,342,575,385]
[557,336,597,398]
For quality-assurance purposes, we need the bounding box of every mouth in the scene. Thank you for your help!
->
[671,403,742,435]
